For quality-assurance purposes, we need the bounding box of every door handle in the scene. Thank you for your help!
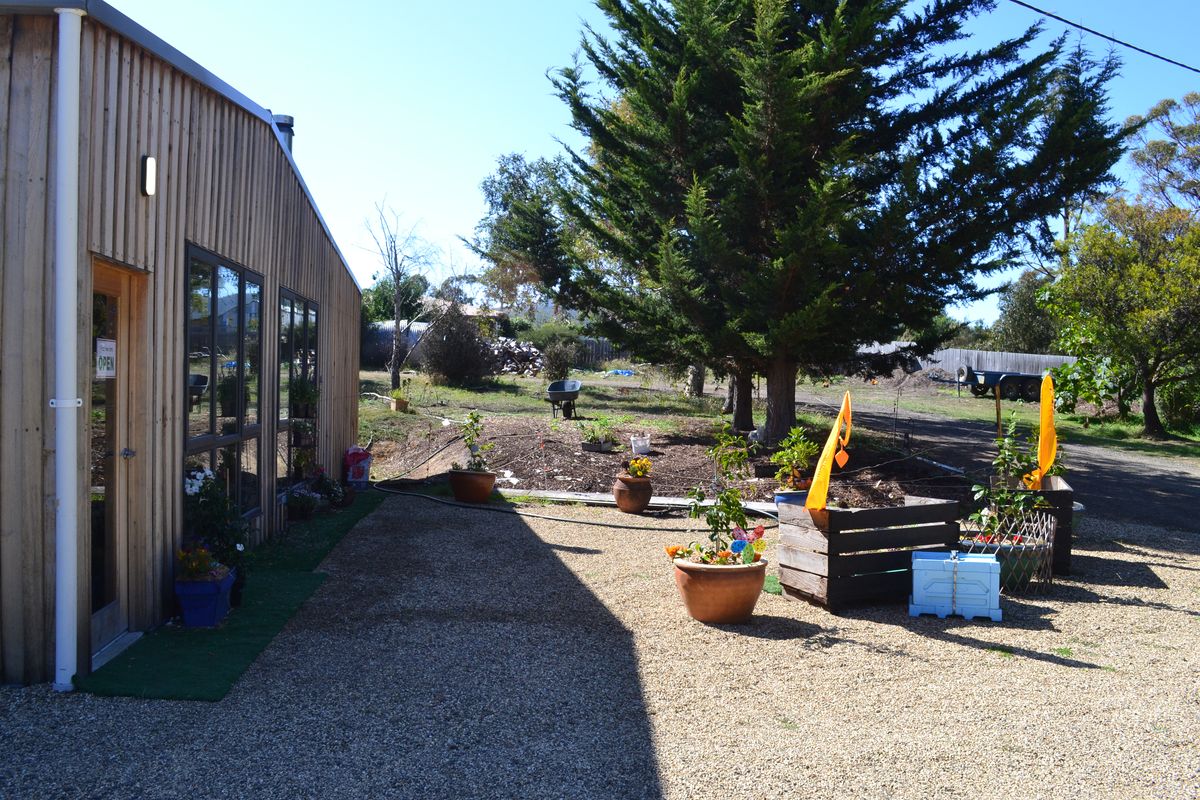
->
[120,448,136,459]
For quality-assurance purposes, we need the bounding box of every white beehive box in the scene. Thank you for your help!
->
[909,551,1001,622]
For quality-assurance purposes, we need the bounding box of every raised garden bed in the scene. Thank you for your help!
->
[777,496,960,612]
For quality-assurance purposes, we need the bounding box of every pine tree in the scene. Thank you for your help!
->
[510,0,1122,442]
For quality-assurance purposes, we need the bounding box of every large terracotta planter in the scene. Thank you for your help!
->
[612,474,652,514]
[449,469,497,503]
[673,559,768,624]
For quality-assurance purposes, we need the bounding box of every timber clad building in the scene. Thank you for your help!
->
[0,2,361,685]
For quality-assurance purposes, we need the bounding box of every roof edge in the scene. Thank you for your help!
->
[1,0,362,292]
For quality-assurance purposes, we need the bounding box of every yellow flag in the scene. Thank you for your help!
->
[805,392,852,511]
[1024,374,1057,490]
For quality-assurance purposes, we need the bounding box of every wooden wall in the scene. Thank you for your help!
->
[0,14,361,684]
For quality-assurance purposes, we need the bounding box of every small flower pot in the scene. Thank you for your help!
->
[773,488,809,506]
[672,559,768,624]
[629,434,651,455]
[448,469,497,503]
[390,397,409,413]
[175,569,236,627]
[612,474,652,514]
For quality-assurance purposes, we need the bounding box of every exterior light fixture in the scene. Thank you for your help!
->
[141,155,156,196]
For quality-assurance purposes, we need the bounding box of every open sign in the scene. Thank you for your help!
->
[95,338,116,379]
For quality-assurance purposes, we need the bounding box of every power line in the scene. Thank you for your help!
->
[1005,0,1200,75]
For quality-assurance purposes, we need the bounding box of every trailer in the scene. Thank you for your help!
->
[956,365,1043,401]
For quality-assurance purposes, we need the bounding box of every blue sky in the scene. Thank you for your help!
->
[108,0,1199,324]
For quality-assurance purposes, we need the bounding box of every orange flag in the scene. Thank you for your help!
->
[805,392,852,511]
[1024,374,1057,490]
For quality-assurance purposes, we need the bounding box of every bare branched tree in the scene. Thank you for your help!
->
[366,204,438,389]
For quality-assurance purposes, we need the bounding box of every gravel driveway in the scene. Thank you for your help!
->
[2,495,1197,799]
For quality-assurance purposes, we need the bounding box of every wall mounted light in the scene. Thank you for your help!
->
[140,155,156,196]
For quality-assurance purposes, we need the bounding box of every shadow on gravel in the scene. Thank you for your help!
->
[707,615,826,642]
[276,496,665,799]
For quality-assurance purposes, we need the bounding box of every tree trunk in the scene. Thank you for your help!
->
[389,287,406,389]
[721,378,735,414]
[732,366,754,432]
[764,356,798,446]
[1142,381,1168,439]
[685,363,706,398]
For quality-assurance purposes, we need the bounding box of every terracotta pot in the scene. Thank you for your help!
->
[673,558,768,624]
[448,469,497,503]
[390,397,409,413]
[612,474,652,514]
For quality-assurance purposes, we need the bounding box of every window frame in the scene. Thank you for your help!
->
[183,244,264,518]
[276,287,319,497]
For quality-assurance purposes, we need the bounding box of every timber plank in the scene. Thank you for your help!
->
[828,522,960,555]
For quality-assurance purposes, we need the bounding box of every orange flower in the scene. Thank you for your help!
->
[717,550,734,560]
[665,545,683,559]
[752,553,762,562]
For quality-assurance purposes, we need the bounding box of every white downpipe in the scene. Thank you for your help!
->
[52,7,85,692]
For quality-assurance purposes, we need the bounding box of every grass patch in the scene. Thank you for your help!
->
[763,574,783,595]
[74,491,386,701]
[1051,646,1074,658]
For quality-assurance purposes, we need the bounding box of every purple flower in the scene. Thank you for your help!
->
[730,539,748,554]
[732,526,750,541]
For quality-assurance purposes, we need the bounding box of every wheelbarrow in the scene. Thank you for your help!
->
[545,379,581,419]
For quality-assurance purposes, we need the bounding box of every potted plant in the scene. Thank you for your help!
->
[579,415,618,452]
[183,467,248,606]
[389,379,412,413]
[612,456,653,513]
[287,487,320,521]
[449,410,496,503]
[667,424,768,624]
[769,425,819,505]
[291,418,316,448]
[313,465,355,509]
[174,544,235,627]
[960,415,1055,592]
[290,376,320,418]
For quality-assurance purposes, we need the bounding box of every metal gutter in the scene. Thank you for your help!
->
[2,0,362,291]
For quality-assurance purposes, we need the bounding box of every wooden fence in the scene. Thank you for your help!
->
[919,347,1077,376]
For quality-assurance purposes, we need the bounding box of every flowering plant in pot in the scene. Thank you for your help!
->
[287,487,320,521]
[667,424,768,623]
[183,467,247,605]
[174,544,235,627]
[312,465,354,508]
[769,425,819,504]
[612,456,653,513]
[389,379,412,413]
[449,410,497,503]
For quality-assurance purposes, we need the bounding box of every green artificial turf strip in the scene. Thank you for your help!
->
[247,489,385,573]
[74,571,325,701]
[763,574,782,595]
[74,490,386,701]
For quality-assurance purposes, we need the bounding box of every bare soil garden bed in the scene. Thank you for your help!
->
[367,412,973,509]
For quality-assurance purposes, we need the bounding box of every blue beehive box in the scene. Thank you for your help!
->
[909,551,1001,622]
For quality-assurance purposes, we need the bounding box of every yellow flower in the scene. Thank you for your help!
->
[665,545,683,559]
[752,538,767,554]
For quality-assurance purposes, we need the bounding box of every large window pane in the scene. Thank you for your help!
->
[215,266,241,435]
[279,297,293,422]
[244,280,261,427]
[276,428,291,492]
[292,301,306,382]
[187,259,213,438]
[217,443,240,508]
[306,305,318,382]
[240,437,260,514]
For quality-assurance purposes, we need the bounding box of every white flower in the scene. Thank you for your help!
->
[236,543,245,552]
[442,418,451,427]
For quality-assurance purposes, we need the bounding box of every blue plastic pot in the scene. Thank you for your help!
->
[175,569,236,627]
[773,489,809,506]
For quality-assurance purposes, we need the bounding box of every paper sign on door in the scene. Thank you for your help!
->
[96,338,116,379]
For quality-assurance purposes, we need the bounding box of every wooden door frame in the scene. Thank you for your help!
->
[85,259,150,667]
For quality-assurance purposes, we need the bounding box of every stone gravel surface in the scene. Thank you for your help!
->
[2,495,1197,799]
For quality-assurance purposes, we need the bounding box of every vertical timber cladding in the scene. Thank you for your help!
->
[0,14,56,685]
[77,17,361,549]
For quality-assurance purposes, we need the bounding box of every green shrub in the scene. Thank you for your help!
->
[543,340,578,381]
[419,304,496,386]
[520,320,582,351]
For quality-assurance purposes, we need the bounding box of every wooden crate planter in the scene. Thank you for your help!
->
[777,496,960,612]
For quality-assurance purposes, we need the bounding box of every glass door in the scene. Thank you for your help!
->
[90,278,130,655]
